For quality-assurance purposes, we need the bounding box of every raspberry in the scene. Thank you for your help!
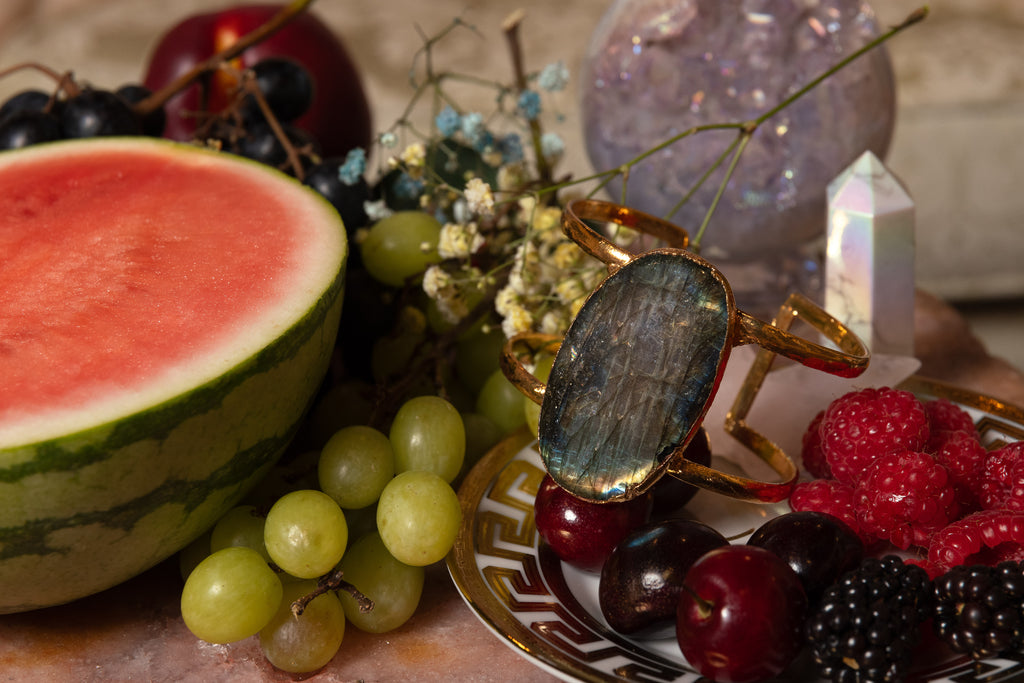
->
[855,450,960,550]
[931,430,987,512]
[800,410,831,479]
[789,479,869,545]
[820,387,930,486]
[977,442,1024,510]
[923,398,977,452]
[928,509,1024,571]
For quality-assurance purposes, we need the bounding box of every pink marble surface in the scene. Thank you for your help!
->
[0,291,1021,682]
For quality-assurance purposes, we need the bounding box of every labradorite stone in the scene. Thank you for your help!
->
[539,251,731,502]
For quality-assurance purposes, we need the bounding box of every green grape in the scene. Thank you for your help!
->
[301,378,376,450]
[454,326,506,395]
[389,395,465,483]
[243,450,319,509]
[360,210,441,287]
[178,529,212,582]
[259,579,346,674]
[376,470,462,566]
[523,354,554,438]
[370,306,427,383]
[475,368,527,435]
[458,412,504,481]
[336,532,424,633]
[210,505,270,563]
[318,425,395,510]
[180,546,282,644]
[264,489,348,579]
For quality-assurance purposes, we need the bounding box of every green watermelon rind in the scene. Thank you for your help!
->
[0,139,347,613]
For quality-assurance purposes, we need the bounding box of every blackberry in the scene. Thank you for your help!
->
[806,555,934,682]
[933,561,1024,659]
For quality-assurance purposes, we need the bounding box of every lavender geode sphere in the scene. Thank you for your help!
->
[581,0,895,263]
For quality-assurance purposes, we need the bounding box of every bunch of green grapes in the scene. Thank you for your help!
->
[179,393,494,674]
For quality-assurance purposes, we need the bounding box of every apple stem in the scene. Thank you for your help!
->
[134,0,318,116]
[681,582,715,620]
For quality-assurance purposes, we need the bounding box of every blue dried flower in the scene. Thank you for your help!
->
[337,147,367,185]
[517,89,541,121]
[538,61,570,92]
[393,171,424,200]
[435,105,461,138]
[461,112,486,145]
[500,133,524,163]
[541,132,565,161]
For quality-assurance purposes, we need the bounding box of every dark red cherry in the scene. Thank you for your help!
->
[534,474,652,573]
[599,518,727,637]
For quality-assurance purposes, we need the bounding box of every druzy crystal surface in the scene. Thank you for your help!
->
[581,0,895,312]
[539,250,731,502]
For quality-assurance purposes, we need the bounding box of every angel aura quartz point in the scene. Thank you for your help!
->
[539,250,732,502]
[825,151,915,356]
[580,0,895,317]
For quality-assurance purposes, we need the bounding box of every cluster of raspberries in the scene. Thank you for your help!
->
[788,386,1024,574]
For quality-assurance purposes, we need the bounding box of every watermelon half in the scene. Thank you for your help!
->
[0,137,347,613]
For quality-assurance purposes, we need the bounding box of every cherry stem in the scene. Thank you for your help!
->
[135,0,317,116]
[681,582,715,620]
[291,566,373,617]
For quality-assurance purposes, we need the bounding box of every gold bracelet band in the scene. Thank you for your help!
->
[501,199,869,504]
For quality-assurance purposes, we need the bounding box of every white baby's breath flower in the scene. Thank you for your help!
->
[400,142,427,179]
[422,265,450,299]
[494,285,520,317]
[554,278,585,305]
[501,304,534,338]
[438,222,484,259]
[540,310,567,336]
[497,162,527,193]
[464,177,494,216]
[552,242,582,269]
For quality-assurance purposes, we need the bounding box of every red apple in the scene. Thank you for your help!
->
[142,4,371,158]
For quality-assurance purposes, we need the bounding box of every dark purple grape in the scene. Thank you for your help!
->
[114,84,167,137]
[233,121,319,168]
[0,110,62,150]
[238,57,314,124]
[303,158,370,234]
[60,89,142,138]
[0,89,56,123]
[747,510,864,604]
[599,518,728,637]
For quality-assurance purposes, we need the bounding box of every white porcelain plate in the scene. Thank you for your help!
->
[447,375,1024,682]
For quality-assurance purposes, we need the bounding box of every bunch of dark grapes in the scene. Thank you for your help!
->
[0,84,158,150]
[806,555,935,683]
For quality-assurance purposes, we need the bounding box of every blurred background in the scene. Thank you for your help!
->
[1,0,1021,369]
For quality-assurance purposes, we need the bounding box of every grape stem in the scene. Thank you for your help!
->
[291,566,374,617]
[134,0,318,117]
[0,62,82,99]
